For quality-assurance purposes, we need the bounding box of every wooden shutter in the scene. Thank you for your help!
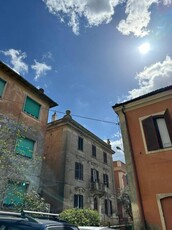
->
[164,109,172,142]
[142,116,160,151]
[91,169,93,182]
[75,162,79,179]
[74,194,78,208]
[0,78,6,97]
[3,182,26,206]
[79,195,83,208]
[24,96,41,119]
[15,137,34,158]
[80,164,83,180]
[105,199,108,215]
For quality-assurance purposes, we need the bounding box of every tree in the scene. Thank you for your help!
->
[117,186,133,221]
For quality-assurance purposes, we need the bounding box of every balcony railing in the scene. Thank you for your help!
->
[90,182,107,196]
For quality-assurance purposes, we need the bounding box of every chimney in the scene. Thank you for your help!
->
[52,112,57,121]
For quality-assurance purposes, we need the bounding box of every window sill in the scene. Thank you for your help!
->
[146,146,172,154]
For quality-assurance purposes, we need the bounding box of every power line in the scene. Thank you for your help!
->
[1,97,119,125]
[50,109,119,125]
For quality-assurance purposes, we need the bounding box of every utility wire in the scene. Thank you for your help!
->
[2,97,119,125]
[50,109,118,125]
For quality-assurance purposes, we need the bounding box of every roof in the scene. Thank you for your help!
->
[48,110,115,154]
[0,61,58,108]
[113,85,172,109]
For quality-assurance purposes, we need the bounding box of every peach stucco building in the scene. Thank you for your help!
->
[113,85,172,230]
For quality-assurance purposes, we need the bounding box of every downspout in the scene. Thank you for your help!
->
[121,105,146,229]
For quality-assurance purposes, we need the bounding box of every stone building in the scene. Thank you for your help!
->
[113,85,172,229]
[41,110,117,224]
[0,61,57,208]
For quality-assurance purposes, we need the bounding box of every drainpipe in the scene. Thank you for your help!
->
[121,106,147,229]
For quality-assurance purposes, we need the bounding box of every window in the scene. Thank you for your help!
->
[103,174,109,187]
[23,96,41,119]
[74,194,83,208]
[91,169,99,182]
[142,109,172,151]
[3,181,27,206]
[104,199,112,216]
[0,78,6,97]
[75,162,83,180]
[103,152,107,163]
[15,137,35,158]
[92,145,96,157]
[78,136,83,151]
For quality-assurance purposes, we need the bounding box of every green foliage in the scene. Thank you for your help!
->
[60,208,100,226]
[117,186,133,221]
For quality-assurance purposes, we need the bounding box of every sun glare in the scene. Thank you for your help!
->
[138,42,150,54]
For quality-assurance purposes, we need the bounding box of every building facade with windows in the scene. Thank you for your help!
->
[41,110,117,224]
[0,61,57,208]
[113,161,129,223]
[113,85,172,229]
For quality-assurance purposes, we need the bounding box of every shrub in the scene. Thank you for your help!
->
[59,208,100,226]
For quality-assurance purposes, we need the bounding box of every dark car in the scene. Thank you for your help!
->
[0,210,79,230]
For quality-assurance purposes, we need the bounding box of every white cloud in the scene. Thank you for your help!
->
[110,138,125,162]
[117,0,171,37]
[43,0,172,37]
[127,56,172,100]
[43,0,119,35]
[1,49,28,74]
[31,60,52,81]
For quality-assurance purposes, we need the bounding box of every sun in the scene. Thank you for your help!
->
[138,42,150,54]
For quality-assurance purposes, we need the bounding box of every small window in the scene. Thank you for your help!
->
[75,162,83,180]
[74,194,83,208]
[78,136,83,151]
[23,96,41,119]
[91,169,99,182]
[103,152,107,163]
[0,78,6,98]
[3,181,27,207]
[103,174,109,187]
[15,137,35,158]
[104,199,112,216]
[142,109,172,151]
[92,145,96,157]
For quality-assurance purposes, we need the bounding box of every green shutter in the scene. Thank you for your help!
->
[3,182,26,206]
[0,78,6,97]
[24,96,41,118]
[16,137,34,158]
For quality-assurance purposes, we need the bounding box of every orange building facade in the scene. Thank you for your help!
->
[113,85,172,230]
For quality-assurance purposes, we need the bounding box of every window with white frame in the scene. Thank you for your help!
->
[142,109,172,151]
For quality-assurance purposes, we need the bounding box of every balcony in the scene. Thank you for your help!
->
[90,182,107,196]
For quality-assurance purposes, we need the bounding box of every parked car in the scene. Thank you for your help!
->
[0,210,79,230]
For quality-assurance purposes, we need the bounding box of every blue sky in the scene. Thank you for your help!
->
[1,0,172,162]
